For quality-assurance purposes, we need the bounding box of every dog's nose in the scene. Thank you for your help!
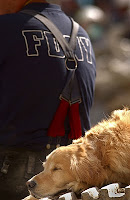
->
[26,180,37,190]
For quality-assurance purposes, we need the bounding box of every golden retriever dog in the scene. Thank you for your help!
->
[23,108,130,200]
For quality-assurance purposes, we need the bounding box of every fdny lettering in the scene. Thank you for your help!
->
[79,37,92,64]
[22,30,44,56]
[22,30,93,64]
[44,31,65,58]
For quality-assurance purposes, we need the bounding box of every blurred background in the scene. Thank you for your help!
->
[61,0,130,126]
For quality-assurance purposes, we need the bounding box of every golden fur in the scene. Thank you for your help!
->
[23,108,130,200]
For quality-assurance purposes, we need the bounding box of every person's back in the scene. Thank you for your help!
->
[0,2,96,149]
[0,0,96,199]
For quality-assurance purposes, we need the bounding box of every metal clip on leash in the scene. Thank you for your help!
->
[65,55,77,71]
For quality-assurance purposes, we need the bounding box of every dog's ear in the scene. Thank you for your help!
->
[70,145,94,182]
[70,144,107,187]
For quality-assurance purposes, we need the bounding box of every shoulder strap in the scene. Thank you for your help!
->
[20,9,79,59]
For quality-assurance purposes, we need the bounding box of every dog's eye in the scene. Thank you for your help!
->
[53,167,61,171]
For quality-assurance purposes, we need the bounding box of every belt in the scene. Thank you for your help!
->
[0,146,54,178]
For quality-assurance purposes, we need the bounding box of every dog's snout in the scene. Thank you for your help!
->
[27,180,37,190]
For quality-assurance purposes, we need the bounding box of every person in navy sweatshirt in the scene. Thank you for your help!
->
[0,0,96,199]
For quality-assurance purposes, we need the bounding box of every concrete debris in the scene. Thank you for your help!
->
[41,183,130,200]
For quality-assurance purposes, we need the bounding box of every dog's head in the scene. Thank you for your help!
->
[26,144,91,199]
[26,108,130,199]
